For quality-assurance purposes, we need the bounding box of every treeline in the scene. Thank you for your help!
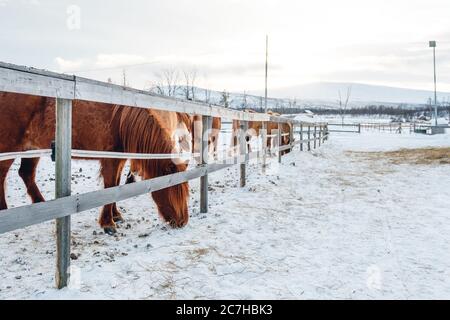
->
[263,104,450,118]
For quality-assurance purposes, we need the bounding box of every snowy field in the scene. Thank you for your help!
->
[0,129,450,299]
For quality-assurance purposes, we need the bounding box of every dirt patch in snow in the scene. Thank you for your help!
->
[348,147,450,165]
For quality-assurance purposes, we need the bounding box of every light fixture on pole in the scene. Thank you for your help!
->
[429,40,438,126]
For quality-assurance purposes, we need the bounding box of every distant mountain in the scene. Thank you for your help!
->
[256,82,450,105]
[153,82,450,110]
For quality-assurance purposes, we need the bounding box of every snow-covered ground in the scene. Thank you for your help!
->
[1,130,450,299]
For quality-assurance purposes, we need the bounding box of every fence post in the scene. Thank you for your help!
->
[55,98,72,289]
[261,121,267,174]
[318,125,322,147]
[289,122,294,152]
[240,121,248,187]
[277,122,282,163]
[307,125,311,151]
[200,115,210,213]
[313,125,317,149]
[358,123,361,134]
[300,123,303,151]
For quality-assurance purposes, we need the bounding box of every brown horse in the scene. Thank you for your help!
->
[231,109,292,154]
[267,111,293,155]
[0,92,189,234]
[192,116,222,161]
[125,110,193,184]
[125,114,221,184]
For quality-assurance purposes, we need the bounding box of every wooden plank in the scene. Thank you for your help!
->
[200,116,211,213]
[278,144,293,152]
[240,121,248,187]
[327,130,359,133]
[0,148,265,236]
[289,123,294,152]
[0,63,74,99]
[318,125,322,147]
[55,98,72,289]
[307,126,311,151]
[0,165,205,234]
[300,124,303,151]
[261,122,267,174]
[277,123,282,163]
[71,149,198,160]
[0,149,52,161]
[75,77,269,122]
[0,63,325,125]
[313,125,317,149]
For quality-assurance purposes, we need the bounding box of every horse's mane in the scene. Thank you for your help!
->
[177,112,192,132]
[109,106,189,225]
[111,105,188,189]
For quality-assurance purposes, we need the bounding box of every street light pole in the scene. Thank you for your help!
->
[429,41,438,126]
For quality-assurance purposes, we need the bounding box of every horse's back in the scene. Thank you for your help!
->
[0,92,48,152]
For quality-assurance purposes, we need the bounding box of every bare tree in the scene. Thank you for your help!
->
[183,68,197,100]
[338,86,352,125]
[150,68,180,97]
[204,88,211,103]
[220,90,230,108]
[122,69,129,87]
[241,91,248,109]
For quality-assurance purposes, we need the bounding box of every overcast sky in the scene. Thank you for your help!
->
[1,0,450,94]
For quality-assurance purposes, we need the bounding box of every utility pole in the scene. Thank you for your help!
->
[262,34,269,174]
[429,41,438,126]
[264,34,269,113]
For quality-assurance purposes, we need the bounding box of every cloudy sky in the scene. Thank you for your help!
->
[1,0,450,94]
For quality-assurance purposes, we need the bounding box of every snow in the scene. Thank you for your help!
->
[1,129,450,299]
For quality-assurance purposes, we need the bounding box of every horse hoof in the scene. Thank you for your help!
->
[104,227,117,235]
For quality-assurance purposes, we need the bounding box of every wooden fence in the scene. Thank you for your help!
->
[327,121,446,134]
[0,61,328,289]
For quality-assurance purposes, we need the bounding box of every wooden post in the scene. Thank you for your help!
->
[313,125,317,149]
[300,123,303,151]
[277,122,282,163]
[261,121,267,174]
[200,115,210,213]
[318,125,322,147]
[55,98,72,289]
[307,125,311,151]
[289,122,294,152]
[240,121,248,187]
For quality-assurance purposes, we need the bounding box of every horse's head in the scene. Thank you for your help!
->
[173,123,192,154]
[151,161,189,228]
[173,113,193,154]
[114,107,191,228]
